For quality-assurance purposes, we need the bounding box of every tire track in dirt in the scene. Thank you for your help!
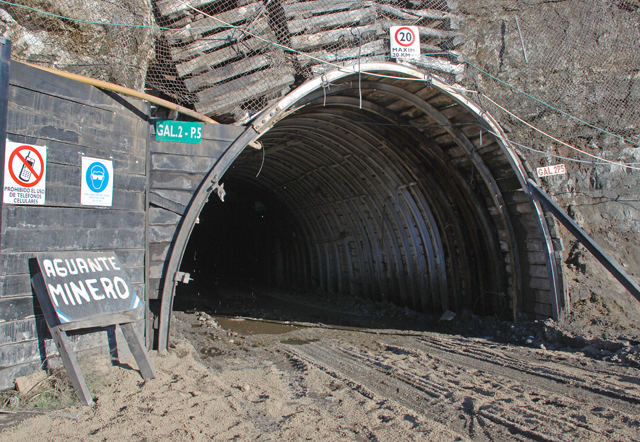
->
[413,335,640,408]
[283,342,515,441]
[279,346,473,441]
[284,338,640,441]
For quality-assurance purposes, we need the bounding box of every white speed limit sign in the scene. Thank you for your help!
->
[390,26,420,59]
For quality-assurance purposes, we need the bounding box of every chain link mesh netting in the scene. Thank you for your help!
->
[0,0,638,145]
[147,0,458,121]
[461,0,640,167]
[0,0,459,121]
[0,0,156,90]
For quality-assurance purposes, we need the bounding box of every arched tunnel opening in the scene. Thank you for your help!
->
[168,67,561,337]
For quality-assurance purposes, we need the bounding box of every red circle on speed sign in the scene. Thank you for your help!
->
[8,145,44,188]
[394,27,416,47]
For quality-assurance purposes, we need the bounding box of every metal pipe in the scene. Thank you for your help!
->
[19,61,218,124]
[529,179,640,303]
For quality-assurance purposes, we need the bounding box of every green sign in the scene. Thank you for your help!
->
[156,120,203,143]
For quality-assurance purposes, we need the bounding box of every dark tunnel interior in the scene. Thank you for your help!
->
[171,74,559,325]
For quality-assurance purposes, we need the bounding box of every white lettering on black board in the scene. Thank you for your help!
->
[37,252,143,324]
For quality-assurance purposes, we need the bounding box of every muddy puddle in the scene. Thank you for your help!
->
[212,316,300,336]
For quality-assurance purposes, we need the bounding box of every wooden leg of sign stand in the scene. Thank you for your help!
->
[120,322,156,380]
[50,327,94,406]
[31,273,93,406]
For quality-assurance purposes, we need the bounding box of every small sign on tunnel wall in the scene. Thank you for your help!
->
[3,140,47,205]
[81,156,113,206]
[156,120,203,144]
[537,163,566,178]
[390,26,420,59]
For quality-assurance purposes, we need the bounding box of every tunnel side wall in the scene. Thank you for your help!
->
[0,61,149,389]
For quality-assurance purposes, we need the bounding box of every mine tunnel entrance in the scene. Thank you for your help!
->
[161,64,562,348]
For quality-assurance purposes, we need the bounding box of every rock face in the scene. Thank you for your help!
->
[458,0,640,321]
[0,0,156,91]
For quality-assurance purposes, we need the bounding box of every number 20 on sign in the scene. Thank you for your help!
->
[390,26,420,59]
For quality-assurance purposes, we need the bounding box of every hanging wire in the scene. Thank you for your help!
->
[2,0,638,152]
[477,124,640,166]
[478,94,640,171]
[256,143,266,178]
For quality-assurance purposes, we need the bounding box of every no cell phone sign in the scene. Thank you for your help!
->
[3,140,47,205]
[390,26,420,59]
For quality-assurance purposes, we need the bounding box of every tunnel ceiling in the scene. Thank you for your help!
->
[209,68,561,321]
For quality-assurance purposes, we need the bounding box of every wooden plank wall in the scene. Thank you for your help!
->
[0,61,148,389]
[147,123,245,308]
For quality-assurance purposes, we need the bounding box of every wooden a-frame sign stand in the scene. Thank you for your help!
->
[31,252,156,406]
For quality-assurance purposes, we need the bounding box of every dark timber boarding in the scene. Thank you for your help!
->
[0,60,244,388]
[0,61,148,388]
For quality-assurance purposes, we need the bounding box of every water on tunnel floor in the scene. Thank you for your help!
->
[174,179,441,332]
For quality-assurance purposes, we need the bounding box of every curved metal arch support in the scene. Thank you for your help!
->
[296,101,449,310]
[156,62,563,350]
[268,117,432,306]
[280,84,510,310]
[265,123,408,302]
[156,127,259,351]
[294,107,496,310]
[277,111,445,310]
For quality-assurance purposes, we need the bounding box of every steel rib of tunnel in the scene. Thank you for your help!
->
[294,80,520,305]
[225,96,508,315]
[156,63,563,351]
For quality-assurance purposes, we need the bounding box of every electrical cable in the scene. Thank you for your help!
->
[478,94,640,171]
[477,124,640,166]
[256,140,266,178]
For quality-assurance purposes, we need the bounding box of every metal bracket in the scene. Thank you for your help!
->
[208,180,226,202]
[174,271,192,284]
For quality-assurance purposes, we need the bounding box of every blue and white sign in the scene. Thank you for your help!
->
[81,156,113,206]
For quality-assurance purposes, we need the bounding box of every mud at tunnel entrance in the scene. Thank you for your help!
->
[160,63,564,348]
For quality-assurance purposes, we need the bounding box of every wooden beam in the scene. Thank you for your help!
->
[19,62,217,124]
[185,54,272,92]
[195,68,295,116]
[296,41,387,68]
[120,323,156,379]
[157,0,254,18]
[283,0,372,19]
[149,192,187,216]
[176,36,269,77]
[31,274,93,406]
[287,8,376,35]
[169,18,271,62]
[164,2,262,44]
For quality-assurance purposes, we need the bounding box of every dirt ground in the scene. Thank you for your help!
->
[1,284,640,441]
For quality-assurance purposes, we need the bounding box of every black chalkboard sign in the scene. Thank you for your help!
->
[32,251,155,405]
[37,252,144,328]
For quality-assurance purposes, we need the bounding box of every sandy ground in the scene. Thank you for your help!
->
[2,286,640,441]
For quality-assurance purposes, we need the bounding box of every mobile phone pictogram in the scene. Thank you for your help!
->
[19,151,35,182]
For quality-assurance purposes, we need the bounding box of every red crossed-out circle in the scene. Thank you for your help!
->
[394,27,416,47]
[8,145,44,188]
